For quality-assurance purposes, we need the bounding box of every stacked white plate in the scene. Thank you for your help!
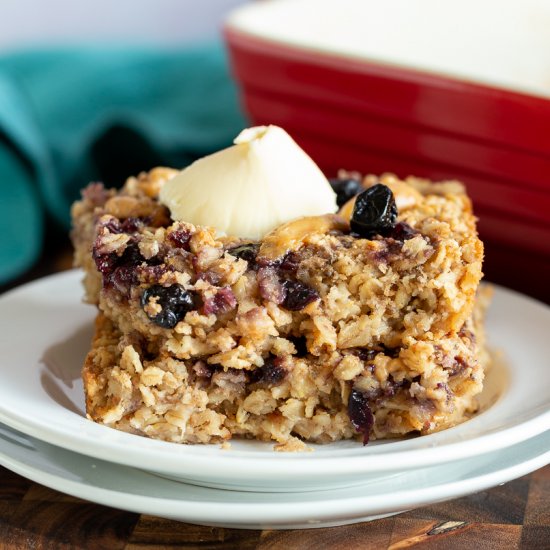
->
[0,271,548,529]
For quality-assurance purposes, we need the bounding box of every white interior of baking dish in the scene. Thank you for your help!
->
[227,0,550,99]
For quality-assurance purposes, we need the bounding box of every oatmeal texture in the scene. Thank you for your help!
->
[72,168,487,450]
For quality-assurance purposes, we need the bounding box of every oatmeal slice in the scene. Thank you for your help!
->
[72,127,487,448]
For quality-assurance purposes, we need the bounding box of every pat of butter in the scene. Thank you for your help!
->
[160,125,337,240]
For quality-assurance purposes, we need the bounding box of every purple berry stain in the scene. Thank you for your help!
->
[249,356,287,386]
[282,280,319,311]
[168,229,191,249]
[279,252,300,275]
[203,287,237,315]
[93,242,144,294]
[348,387,374,445]
[390,221,417,241]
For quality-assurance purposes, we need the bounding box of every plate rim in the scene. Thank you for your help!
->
[0,424,548,527]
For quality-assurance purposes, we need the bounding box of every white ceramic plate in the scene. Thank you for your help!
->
[0,423,548,530]
[0,271,548,491]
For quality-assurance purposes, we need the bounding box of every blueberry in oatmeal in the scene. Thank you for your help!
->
[329,176,363,207]
[350,183,398,238]
[141,284,197,328]
[281,279,319,311]
[249,355,287,386]
[227,243,260,266]
[348,388,374,445]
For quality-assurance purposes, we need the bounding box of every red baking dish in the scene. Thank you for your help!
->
[224,0,550,301]
[227,29,550,159]
[225,0,550,152]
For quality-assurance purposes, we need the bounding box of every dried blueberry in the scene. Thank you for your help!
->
[92,247,117,275]
[389,221,417,241]
[379,345,401,359]
[281,280,319,311]
[168,229,191,249]
[93,242,144,294]
[357,349,378,362]
[110,264,138,292]
[118,242,143,267]
[289,336,308,357]
[348,388,374,445]
[203,287,237,315]
[227,243,260,267]
[279,251,300,275]
[101,217,144,235]
[249,355,287,386]
[383,375,410,398]
[350,184,398,238]
[120,217,144,233]
[329,177,363,207]
[141,284,197,328]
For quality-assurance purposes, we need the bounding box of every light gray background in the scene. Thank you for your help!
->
[0,0,250,50]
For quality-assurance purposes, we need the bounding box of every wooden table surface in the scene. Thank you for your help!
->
[0,240,548,550]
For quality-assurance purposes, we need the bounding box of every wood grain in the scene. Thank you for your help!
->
[0,468,32,501]
[256,519,395,550]
[0,499,139,550]
[0,465,548,549]
[127,517,261,549]
[405,477,530,525]
[388,518,522,549]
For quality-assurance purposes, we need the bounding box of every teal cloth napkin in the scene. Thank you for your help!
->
[0,43,246,285]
